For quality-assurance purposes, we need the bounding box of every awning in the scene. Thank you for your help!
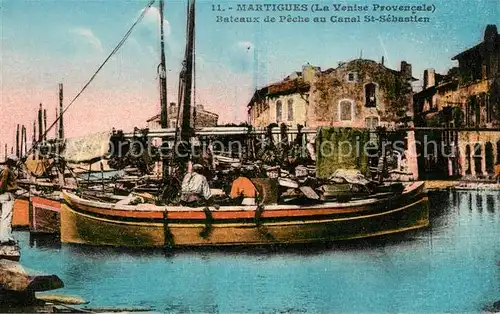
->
[61,131,112,164]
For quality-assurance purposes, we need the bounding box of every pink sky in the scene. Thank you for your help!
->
[3,0,497,161]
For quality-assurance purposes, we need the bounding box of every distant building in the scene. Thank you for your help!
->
[413,24,500,180]
[248,59,417,130]
[414,24,500,129]
[247,65,314,127]
[147,103,219,130]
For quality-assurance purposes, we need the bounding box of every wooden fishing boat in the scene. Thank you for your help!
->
[60,181,428,247]
[29,195,62,235]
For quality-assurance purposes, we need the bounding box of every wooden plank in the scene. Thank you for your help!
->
[36,294,88,305]
[299,186,320,200]
[81,306,152,312]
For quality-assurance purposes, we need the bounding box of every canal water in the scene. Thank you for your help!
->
[13,190,500,313]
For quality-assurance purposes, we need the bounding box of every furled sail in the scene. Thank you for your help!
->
[61,131,112,164]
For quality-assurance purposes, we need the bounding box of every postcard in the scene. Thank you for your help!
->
[0,0,499,313]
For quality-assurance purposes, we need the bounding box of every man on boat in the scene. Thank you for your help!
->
[0,155,18,245]
[180,163,212,206]
[230,165,259,205]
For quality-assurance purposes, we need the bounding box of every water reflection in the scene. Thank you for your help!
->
[29,233,61,249]
[486,195,495,213]
[13,190,500,313]
[477,194,483,212]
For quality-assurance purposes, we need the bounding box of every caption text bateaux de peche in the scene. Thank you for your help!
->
[212,3,436,24]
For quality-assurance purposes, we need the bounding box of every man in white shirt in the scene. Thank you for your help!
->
[180,163,211,205]
[0,155,18,245]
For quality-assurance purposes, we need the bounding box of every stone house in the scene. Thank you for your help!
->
[147,102,219,130]
[248,65,314,128]
[247,59,419,180]
[413,24,500,179]
[307,59,416,129]
[248,59,416,129]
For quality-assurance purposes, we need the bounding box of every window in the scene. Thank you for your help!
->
[365,116,379,129]
[485,142,494,173]
[276,100,282,123]
[365,83,377,107]
[485,93,492,123]
[346,72,357,82]
[466,95,478,127]
[287,99,294,121]
[339,100,353,121]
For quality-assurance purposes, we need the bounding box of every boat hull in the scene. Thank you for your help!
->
[61,182,429,247]
[29,196,61,235]
[61,197,428,247]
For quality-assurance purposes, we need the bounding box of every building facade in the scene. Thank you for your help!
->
[147,103,219,130]
[248,59,416,130]
[248,66,313,127]
[307,59,415,129]
[413,24,500,179]
[248,59,419,180]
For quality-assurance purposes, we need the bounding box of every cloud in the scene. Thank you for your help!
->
[238,41,254,50]
[69,27,103,52]
[227,41,255,73]
[139,7,171,37]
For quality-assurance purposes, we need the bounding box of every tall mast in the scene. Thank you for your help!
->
[43,109,47,141]
[159,0,168,129]
[23,126,27,158]
[20,126,25,157]
[38,104,43,142]
[16,124,20,158]
[59,83,64,140]
[180,0,195,144]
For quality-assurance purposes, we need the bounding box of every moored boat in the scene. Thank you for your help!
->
[60,181,428,248]
[29,195,62,235]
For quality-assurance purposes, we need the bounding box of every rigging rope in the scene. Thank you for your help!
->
[25,0,156,159]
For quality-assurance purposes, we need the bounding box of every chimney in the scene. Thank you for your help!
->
[423,68,436,89]
[484,24,498,42]
[400,61,412,81]
[302,63,319,83]
[381,56,385,66]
